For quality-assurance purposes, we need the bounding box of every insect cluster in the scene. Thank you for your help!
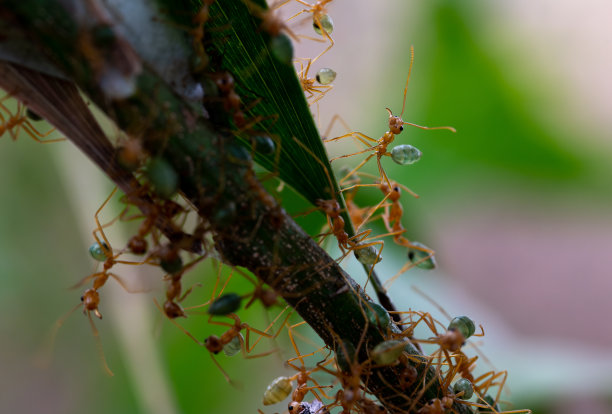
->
[0,0,531,413]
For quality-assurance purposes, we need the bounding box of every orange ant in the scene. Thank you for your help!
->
[296,58,334,106]
[74,188,157,312]
[282,0,336,61]
[0,98,65,143]
[324,46,456,189]
[293,137,384,265]
[339,171,437,284]
[211,71,277,132]
[282,321,334,411]
[41,188,169,376]
[40,288,115,376]
[202,311,290,383]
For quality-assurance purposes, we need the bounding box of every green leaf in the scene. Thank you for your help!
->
[204,0,344,209]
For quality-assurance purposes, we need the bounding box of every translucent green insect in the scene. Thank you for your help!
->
[313,14,334,36]
[448,316,476,339]
[453,378,474,400]
[208,293,242,316]
[371,340,405,365]
[391,144,422,165]
[270,33,293,65]
[89,241,110,262]
[407,241,436,269]
[354,244,381,265]
[146,158,178,199]
[315,68,336,85]
[365,302,390,330]
[478,394,500,412]
[223,333,243,356]
[253,135,276,155]
[262,376,294,405]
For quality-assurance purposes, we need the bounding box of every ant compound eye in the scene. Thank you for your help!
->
[399,125,403,131]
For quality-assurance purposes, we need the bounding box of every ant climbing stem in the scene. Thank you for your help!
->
[324,46,456,190]
[291,137,383,261]
[292,136,406,326]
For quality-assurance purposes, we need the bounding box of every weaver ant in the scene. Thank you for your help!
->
[200,310,290,384]
[296,58,335,106]
[293,137,384,266]
[280,0,336,61]
[324,46,455,190]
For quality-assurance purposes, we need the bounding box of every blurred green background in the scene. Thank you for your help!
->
[1,1,612,413]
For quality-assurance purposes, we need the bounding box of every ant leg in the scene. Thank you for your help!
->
[21,121,66,143]
[321,114,352,140]
[209,352,237,385]
[86,310,114,376]
[245,305,293,352]
[310,14,335,62]
[92,187,119,258]
[336,153,375,185]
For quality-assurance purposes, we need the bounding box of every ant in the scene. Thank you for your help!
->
[73,188,157,313]
[189,0,216,72]
[40,288,114,376]
[202,311,290,383]
[0,98,65,143]
[281,0,336,61]
[324,46,455,190]
[284,321,334,412]
[293,137,384,264]
[296,58,334,106]
[339,171,419,232]
[211,71,277,133]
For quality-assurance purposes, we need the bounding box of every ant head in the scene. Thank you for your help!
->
[386,108,404,134]
[163,300,185,319]
[288,402,303,413]
[205,335,223,354]
[316,199,340,215]
[215,72,234,94]
[81,288,102,319]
